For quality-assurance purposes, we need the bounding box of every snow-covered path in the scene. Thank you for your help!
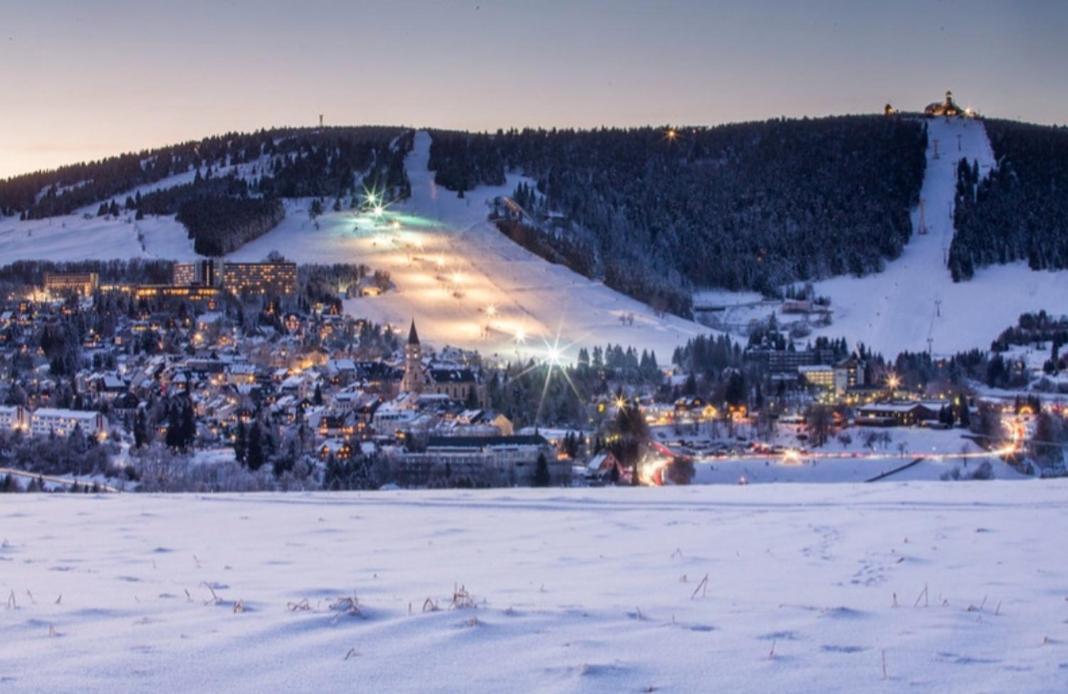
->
[810,118,1068,357]
[3,483,1068,693]
[234,131,711,361]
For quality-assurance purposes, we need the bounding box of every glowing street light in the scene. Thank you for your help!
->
[545,344,562,366]
[514,328,526,344]
[373,205,385,217]
[485,305,497,317]
[886,374,901,390]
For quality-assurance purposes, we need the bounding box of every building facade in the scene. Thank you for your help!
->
[44,272,99,297]
[26,408,108,438]
[171,260,296,296]
[222,262,297,296]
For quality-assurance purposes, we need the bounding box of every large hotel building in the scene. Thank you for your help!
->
[172,259,297,296]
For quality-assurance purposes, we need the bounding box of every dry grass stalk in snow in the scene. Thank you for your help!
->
[232,599,246,614]
[422,598,440,613]
[328,594,362,623]
[201,583,223,605]
[690,574,709,600]
[450,584,475,610]
[913,583,929,608]
[287,598,312,612]
[6,590,16,609]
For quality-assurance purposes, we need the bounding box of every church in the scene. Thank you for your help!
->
[401,320,486,406]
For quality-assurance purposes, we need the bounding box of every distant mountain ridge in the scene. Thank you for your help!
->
[4,116,1067,302]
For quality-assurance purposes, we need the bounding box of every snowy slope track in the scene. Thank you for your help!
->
[233,131,712,361]
[3,483,1068,693]
[809,118,1068,357]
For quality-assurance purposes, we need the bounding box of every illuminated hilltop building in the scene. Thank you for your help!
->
[924,90,965,117]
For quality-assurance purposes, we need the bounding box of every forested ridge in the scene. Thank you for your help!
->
[428,117,928,300]
[950,119,1068,280]
[0,126,412,257]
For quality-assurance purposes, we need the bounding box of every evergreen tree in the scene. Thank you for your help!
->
[246,421,265,471]
[532,452,551,487]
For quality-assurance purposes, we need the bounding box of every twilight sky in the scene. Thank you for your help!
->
[2,0,1066,179]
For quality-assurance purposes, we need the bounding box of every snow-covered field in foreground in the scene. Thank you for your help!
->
[3,484,1068,693]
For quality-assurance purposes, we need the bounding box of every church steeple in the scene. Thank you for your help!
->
[401,319,424,394]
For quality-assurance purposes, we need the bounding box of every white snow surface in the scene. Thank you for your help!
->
[0,213,199,263]
[231,131,710,361]
[807,118,1068,357]
[3,483,1068,692]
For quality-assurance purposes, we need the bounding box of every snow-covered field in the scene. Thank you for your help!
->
[0,156,273,265]
[0,213,198,263]
[3,484,1068,693]
[233,131,710,361]
[689,427,1026,484]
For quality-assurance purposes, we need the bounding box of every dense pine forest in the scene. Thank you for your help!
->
[0,126,411,256]
[950,120,1068,280]
[428,117,928,303]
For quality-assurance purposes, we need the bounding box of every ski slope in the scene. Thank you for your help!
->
[232,131,711,362]
[3,483,1067,693]
[808,118,1068,357]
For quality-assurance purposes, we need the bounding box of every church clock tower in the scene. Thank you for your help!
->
[401,319,425,394]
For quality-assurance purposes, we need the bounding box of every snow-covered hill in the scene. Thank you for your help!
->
[3,483,1067,693]
[232,131,711,361]
[5,119,1067,359]
[807,118,1068,357]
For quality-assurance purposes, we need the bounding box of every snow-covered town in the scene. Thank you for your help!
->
[4,3,1068,692]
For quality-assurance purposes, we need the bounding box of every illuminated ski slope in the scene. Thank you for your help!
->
[232,131,711,362]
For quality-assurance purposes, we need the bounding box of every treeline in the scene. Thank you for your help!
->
[1,127,413,257]
[427,117,926,299]
[0,126,409,219]
[950,120,1068,280]
[0,258,174,288]
[177,196,285,255]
